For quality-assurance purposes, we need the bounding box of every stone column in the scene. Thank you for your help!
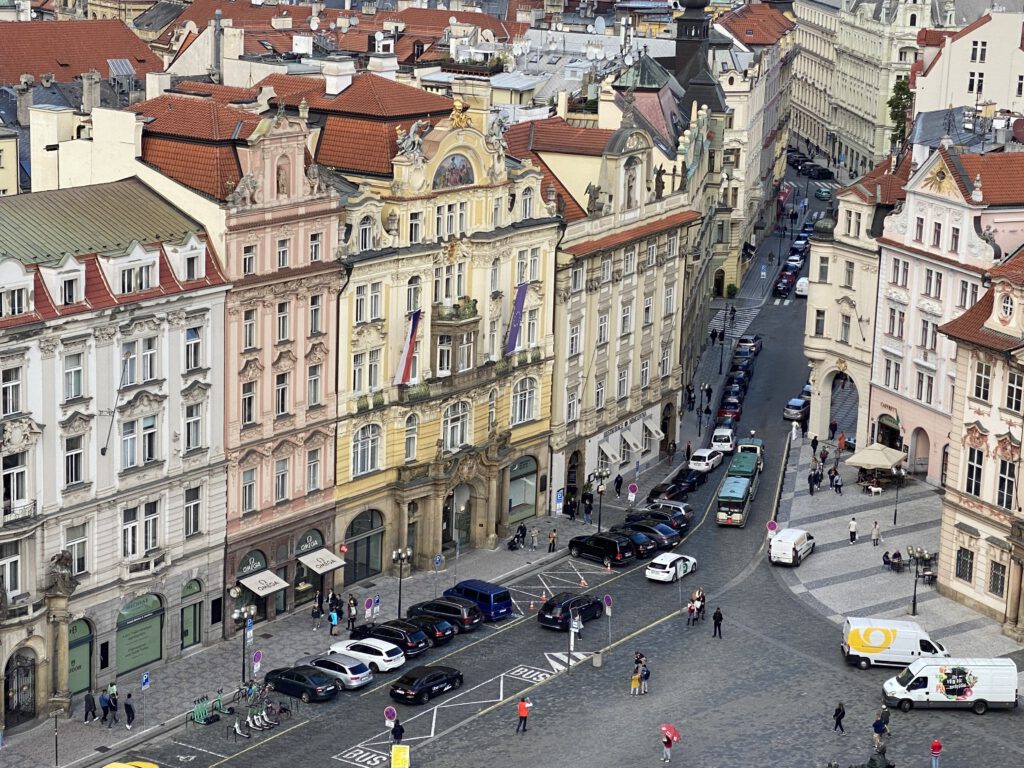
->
[484,471,500,549]
[47,593,72,714]
[1006,558,1023,629]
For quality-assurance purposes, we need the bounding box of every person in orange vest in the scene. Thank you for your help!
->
[515,697,532,734]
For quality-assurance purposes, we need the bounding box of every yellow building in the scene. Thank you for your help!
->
[0,126,19,196]
[332,103,561,574]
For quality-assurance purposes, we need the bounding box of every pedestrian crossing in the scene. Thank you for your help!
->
[545,651,593,671]
[771,298,796,306]
[708,306,759,338]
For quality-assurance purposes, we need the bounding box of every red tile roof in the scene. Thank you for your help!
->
[988,249,1024,283]
[269,72,453,118]
[171,81,263,105]
[565,209,702,256]
[717,4,795,47]
[921,14,992,76]
[315,116,410,177]
[845,152,912,206]
[953,151,1024,206]
[242,28,300,56]
[939,290,1022,351]
[916,28,955,46]
[155,0,316,47]
[506,117,615,157]
[140,136,242,200]
[129,95,262,141]
[0,20,161,85]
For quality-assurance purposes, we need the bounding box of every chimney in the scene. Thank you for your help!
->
[40,73,54,88]
[212,10,223,84]
[367,53,399,80]
[396,0,414,9]
[16,83,33,127]
[146,71,173,100]
[81,70,102,114]
[321,58,356,95]
[363,0,377,14]
[271,14,294,30]
[298,97,310,120]
[971,173,983,203]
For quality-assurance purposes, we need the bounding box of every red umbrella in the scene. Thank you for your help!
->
[660,723,681,743]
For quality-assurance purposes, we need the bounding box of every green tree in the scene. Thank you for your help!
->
[888,80,913,146]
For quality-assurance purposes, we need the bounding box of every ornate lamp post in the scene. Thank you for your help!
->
[229,595,257,683]
[392,547,413,619]
[594,468,611,533]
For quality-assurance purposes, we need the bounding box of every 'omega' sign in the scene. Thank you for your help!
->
[298,534,321,554]
[240,555,264,575]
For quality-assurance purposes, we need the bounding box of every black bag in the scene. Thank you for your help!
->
[311,607,321,619]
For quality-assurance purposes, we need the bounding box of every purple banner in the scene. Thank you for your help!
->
[503,282,529,355]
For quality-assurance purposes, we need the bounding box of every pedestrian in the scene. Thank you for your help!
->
[791,421,800,442]
[614,474,623,498]
[99,690,110,724]
[838,431,847,452]
[695,587,706,619]
[529,526,539,551]
[931,739,942,768]
[548,529,557,552]
[107,682,117,696]
[808,470,816,496]
[391,717,405,744]
[686,384,694,411]
[811,436,819,455]
[871,521,881,547]
[668,440,677,460]
[685,441,692,462]
[107,691,120,728]
[832,702,846,734]
[83,689,97,723]
[880,705,891,735]
[630,671,641,696]
[827,466,837,489]
[515,697,532,733]
[583,501,593,525]
[634,650,647,667]
[566,497,577,522]
[871,714,887,748]
[328,606,339,636]
[712,607,723,638]
[686,600,696,625]
[692,595,702,622]
[515,522,527,548]
[124,693,135,731]
[815,467,823,490]
[640,663,650,694]
[800,418,808,438]
[347,594,358,631]
[829,419,838,440]
[820,447,829,464]
[849,517,857,544]
[834,473,843,495]
[312,591,323,631]
[661,733,673,762]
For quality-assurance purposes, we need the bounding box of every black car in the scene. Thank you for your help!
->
[645,482,688,503]
[724,373,749,393]
[674,468,709,493]
[403,615,456,647]
[537,592,604,630]
[350,620,431,657]
[407,597,484,634]
[797,161,819,175]
[773,280,792,298]
[626,504,690,531]
[567,532,636,567]
[264,665,338,702]
[612,520,681,549]
[720,384,745,403]
[807,166,835,180]
[389,665,463,705]
[622,530,658,558]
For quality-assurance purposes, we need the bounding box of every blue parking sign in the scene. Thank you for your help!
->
[141,672,150,690]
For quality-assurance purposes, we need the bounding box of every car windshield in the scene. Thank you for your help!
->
[493,590,512,603]
[349,661,370,674]
[385,646,403,658]
[653,523,675,536]
[894,667,915,687]
[787,399,804,407]
[409,629,428,643]
[396,673,419,686]
[648,562,667,570]
[308,673,331,686]
[433,620,453,631]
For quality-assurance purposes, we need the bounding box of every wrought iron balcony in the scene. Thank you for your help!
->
[1,500,38,528]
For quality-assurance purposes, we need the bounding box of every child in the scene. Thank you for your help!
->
[662,733,673,762]
[686,600,695,626]
[630,671,641,696]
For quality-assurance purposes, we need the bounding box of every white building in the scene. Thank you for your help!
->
[792,0,841,155]
[0,179,228,730]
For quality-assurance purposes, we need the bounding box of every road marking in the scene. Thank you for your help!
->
[506,664,552,683]
[335,746,390,767]
[172,741,229,758]
[544,651,592,672]
[208,719,309,767]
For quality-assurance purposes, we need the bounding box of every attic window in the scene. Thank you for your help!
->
[134,56,148,64]
[745,29,754,36]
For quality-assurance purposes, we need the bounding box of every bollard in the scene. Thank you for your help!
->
[592,651,603,668]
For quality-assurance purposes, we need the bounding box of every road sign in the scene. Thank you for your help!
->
[364,597,374,611]
[340,543,349,555]
[373,594,381,607]
[434,553,442,569]
[253,661,261,674]
[760,264,767,279]
[252,650,263,665]
[245,617,254,631]
[384,706,397,722]
[603,594,613,607]
[555,488,564,505]
[391,745,410,768]
[627,492,636,503]
[571,619,582,633]
[766,520,778,532]
[245,628,253,643]
[627,483,638,494]
[140,672,150,691]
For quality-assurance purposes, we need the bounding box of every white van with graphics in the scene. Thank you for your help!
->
[883,657,1019,714]
[841,617,948,669]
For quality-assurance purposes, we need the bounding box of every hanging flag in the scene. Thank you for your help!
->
[504,283,529,356]
[393,309,422,386]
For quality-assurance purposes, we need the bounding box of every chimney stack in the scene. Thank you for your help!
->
[367,53,399,80]
[81,70,102,115]
[16,81,34,127]
[321,57,356,96]
[212,10,223,84]
[40,73,54,88]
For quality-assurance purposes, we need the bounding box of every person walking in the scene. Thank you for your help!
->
[808,470,816,496]
[811,436,819,455]
[931,739,942,768]
[834,473,843,495]
[820,447,830,465]
[565,497,577,522]
[107,691,120,728]
[99,690,110,725]
[614,474,623,498]
[871,713,888,748]
[827,467,837,490]
[83,689,97,724]
[838,431,847,452]
[124,693,136,731]
[583,499,593,525]
[828,419,838,440]
[692,595,702,622]
[528,526,539,551]
[685,441,692,462]
[712,607,723,638]
[391,717,405,744]
[630,670,641,696]
[640,663,650,695]
[515,697,532,733]
[312,590,324,630]
[347,594,358,631]
[548,529,558,553]
[848,517,858,544]
[879,705,891,735]
[686,600,696,626]
[832,702,846,734]
[871,522,881,547]
[668,440,677,460]
[328,606,339,636]
[661,733,673,762]
[815,467,823,491]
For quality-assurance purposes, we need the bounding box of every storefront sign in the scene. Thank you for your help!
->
[239,571,289,597]
[296,529,325,554]
[181,579,203,599]
[67,619,92,694]
[297,548,345,574]
[237,550,268,577]
[116,595,164,675]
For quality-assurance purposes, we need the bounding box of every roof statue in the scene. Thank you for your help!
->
[449,98,472,129]
[396,119,432,160]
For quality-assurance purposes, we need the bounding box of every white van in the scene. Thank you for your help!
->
[711,428,736,454]
[883,657,1019,714]
[768,528,815,566]
[842,617,949,669]
[795,277,809,297]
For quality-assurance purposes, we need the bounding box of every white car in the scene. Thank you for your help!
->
[711,428,735,454]
[645,553,698,583]
[329,638,406,673]
[688,448,723,472]
[795,277,809,297]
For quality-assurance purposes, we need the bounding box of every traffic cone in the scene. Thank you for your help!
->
[529,599,535,611]
[605,562,612,574]
[540,591,547,602]
[579,577,587,588]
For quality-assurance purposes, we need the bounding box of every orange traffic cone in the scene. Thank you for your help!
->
[529,599,536,611]
[605,562,612,574]
[540,591,547,602]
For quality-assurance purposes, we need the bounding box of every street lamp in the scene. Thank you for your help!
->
[594,468,610,533]
[892,464,906,526]
[229,594,257,684]
[909,545,931,616]
[697,383,710,437]
[392,547,413,619]
[717,328,725,374]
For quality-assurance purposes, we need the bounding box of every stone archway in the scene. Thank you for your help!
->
[713,269,726,298]
[344,510,385,585]
[4,647,37,729]
[909,427,931,476]
[661,403,677,454]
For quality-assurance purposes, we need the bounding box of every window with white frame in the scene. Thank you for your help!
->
[950,226,960,253]
[276,302,290,342]
[623,247,635,275]
[965,446,983,496]
[1007,371,1024,412]
[647,240,657,266]
[915,372,934,405]
[664,286,675,316]
[595,378,605,410]
[309,232,322,262]
[458,202,467,234]
[437,335,452,376]
[275,239,290,268]
[307,364,322,407]
[0,542,19,598]
[184,486,201,537]
[958,279,979,308]
[185,251,202,281]
[529,247,540,281]
[601,257,612,283]
[641,358,650,388]
[597,313,609,344]
[407,277,422,313]
[617,366,629,400]
[185,326,203,371]
[521,187,534,219]
[121,415,157,469]
[143,500,159,552]
[442,402,470,451]
[2,452,26,508]
[840,314,851,343]
[620,301,632,336]
[368,348,381,390]
[121,507,139,559]
[568,324,580,356]
[511,378,536,425]
[309,295,323,335]
[63,353,83,401]
[243,309,257,350]
[660,346,671,377]
[306,448,321,492]
[60,276,79,306]
[353,424,381,475]
[241,381,256,425]
[355,285,367,323]
[352,352,365,392]
[275,372,290,416]
[242,244,256,276]
[492,197,502,228]
[409,212,422,244]
[274,457,290,502]
[919,319,938,351]
[571,264,584,292]
[884,359,901,389]
[358,216,374,251]
[526,308,539,347]
[566,390,578,423]
[404,415,418,462]
[121,338,157,386]
[668,232,678,259]
[516,249,528,284]
[974,360,992,401]
[119,264,153,294]
[433,262,465,303]
[488,320,499,360]
[369,282,382,320]
[184,403,203,450]
[924,268,943,298]
[890,257,909,286]
[457,333,474,372]
[488,389,497,431]
[997,458,1015,510]
[843,261,854,288]
[620,435,632,466]
[241,468,256,514]
[643,296,653,326]
[64,435,83,486]
[66,523,87,574]
[817,255,830,283]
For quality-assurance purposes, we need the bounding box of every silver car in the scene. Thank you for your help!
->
[295,653,374,690]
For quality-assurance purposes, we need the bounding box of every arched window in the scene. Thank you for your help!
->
[404,414,418,462]
[358,216,374,252]
[521,187,534,219]
[909,13,917,26]
[352,424,381,476]
[442,401,470,451]
[406,276,421,313]
[487,388,498,431]
[511,378,537,425]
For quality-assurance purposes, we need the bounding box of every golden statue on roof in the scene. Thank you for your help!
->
[449,98,472,130]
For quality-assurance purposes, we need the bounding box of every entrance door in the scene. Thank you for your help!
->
[714,269,725,298]
[4,649,36,728]
[442,485,472,554]
[67,619,93,694]
[180,602,201,650]
[344,510,384,584]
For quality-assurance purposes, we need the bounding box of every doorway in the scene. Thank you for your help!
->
[713,269,725,298]
[4,648,36,728]
[442,485,472,554]
[344,509,384,584]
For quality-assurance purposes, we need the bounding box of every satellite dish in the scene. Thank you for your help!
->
[310,17,320,31]
[587,24,595,33]
[597,49,606,60]
[449,15,457,24]
[375,30,384,41]
[350,17,359,26]
[512,43,522,56]
[595,17,606,34]
[624,54,634,66]
[587,49,596,60]
[556,23,564,31]
[329,21,336,30]
[482,29,495,42]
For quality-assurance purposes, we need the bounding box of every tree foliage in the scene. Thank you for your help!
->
[888,80,913,146]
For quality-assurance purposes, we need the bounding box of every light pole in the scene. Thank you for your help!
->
[910,545,928,616]
[230,598,257,683]
[717,329,725,374]
[392,547,413,619]
[891,465,906,526]
[594,468,610,533]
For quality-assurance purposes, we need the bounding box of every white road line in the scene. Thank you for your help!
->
[171,741,229,758]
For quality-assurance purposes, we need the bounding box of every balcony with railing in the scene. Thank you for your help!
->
[432,297,480,325]
[1,500,39,530]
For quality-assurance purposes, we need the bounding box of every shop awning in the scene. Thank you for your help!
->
[622,431,643,452]
[598,439,621,464]
[239,571,289,597]
[643,418,665,440]
[297,548,346,575]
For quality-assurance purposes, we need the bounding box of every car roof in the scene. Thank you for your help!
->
[692,448,716,456]
[651,552,682,564]
[452,579,503,591]
[344,637,398,651]
[787,398,806,406]
[774,528,809,542]
[713,427,734,435]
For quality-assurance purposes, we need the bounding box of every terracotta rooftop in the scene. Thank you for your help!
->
[171,80,264,105]
[0,20,161,84]
[845,152,912,206]
[916,28,956,46]
[565,209,702,257]
[140,136,242,201]
[129,95,262,141]
[988,248,1024,284]
[939,290,1022,351]
[153,0,316,47]
[269,72,453,118]
[505,117,615,158]
[315,116,411,178]
[951,151,1024,206]
[329,7,527,41]
[717,4,795,47]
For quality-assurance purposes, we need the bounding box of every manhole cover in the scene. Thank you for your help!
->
[95,746,111,753]
[362,582,377,588]
[259,633,273,640]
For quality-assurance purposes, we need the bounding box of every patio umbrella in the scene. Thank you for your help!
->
[660,723,681,742]
[845,442,906,470]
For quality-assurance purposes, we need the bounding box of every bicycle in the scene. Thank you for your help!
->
[231,680,258,705]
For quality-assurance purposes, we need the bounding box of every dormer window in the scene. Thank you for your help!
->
[1001,294,1014,320]
[0,287,29,317]
[521,187,534,219]
[185,252,203,281]
[60,277,79,306]
[120,264,153,294]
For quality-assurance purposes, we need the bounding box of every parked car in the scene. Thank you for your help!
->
[790,238,810,256]
[715,414,740,431]
[294,654,373,690]
[728,357,754,377]
[264,665,338,702]
[688,448,724,472]
[798,161,819,175]
[736,334,763,354]
[443,580,514,621]
[711,427,736,453]
[330,638,406,673]
[719,384,745,404]
[783,398,810,421]
[800,383,813,401]
[673,468,709,493]
[779,265,800,280]
[403,615,456,647]
[794,277,809,297]
[536,592,604,631]
[786,254,805,270]
[626,504,691,531]
[815,187,833,201]
[568,532,636,567]
[773,280,792,298]
[717,397,743,421]
[645,481,688,503]
[349,620,431,657]
[768,528,816,566]
[407,597,484,634]
[788,154,809,168]
[724,373,749,393]
[612,520,681,549]
[621,530,658,558]
[807,166,835,180]
[389,665,463,705]
[644,553,698,583]
[638,500,694,519]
